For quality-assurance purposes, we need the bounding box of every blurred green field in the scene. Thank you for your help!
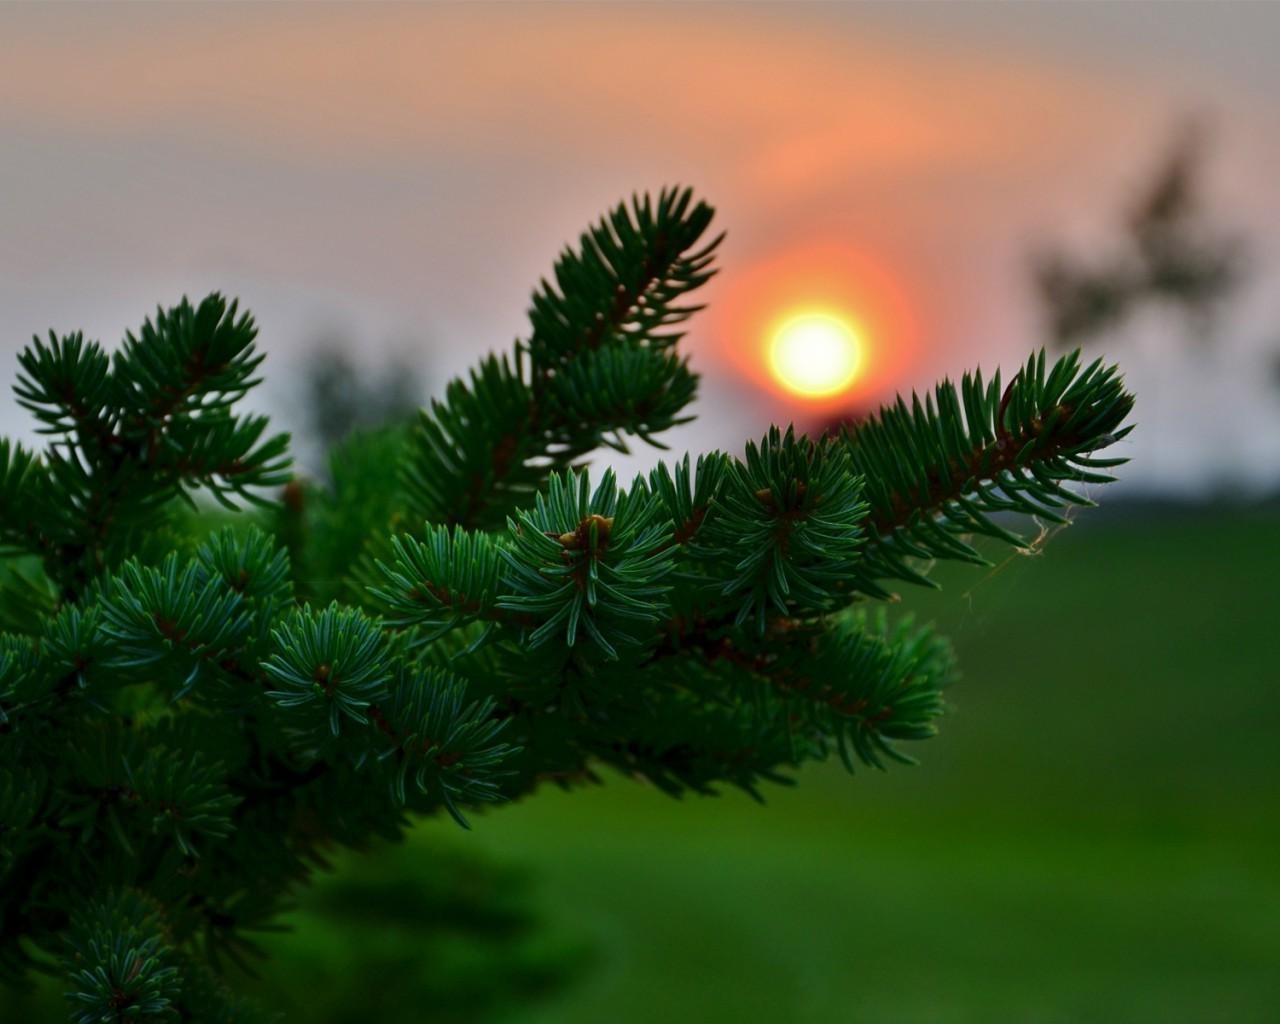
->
[7,504,1278,1021]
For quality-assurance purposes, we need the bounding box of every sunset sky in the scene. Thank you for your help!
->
[4,2,1280,494]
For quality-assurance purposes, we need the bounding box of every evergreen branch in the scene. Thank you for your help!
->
[0,194,1138,1011]
[372,525,505,637]
[586,685,812,800]
[121,746,242,857]
[402,189,720,531]
[13,331,113,445]
[40,603,109,697]
[526,186,721,367]
[0,631,50,725]
[371,664,518,828]
[546,345,698,452]
[195,527,292,612]
[8,294,291,602]
[705,427,868,633]
[496,469,674,662]
[100,555,254,696]
[112,294,265,427]
[402,352,547,531]
[161,413,292,509]
[648,451,729,551]
[770,611,955,771]
[60,889,181,1024]
[842,349,1134,595]
[262,604,392,738]
[0,440,45,557]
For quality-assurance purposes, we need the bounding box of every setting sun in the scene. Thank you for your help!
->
[718,243,919,411]
[768,311,863,398]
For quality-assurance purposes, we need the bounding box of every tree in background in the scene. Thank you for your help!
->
[300,342,424,455]
[1034,122,1247,350]
[0,188,1132,1022]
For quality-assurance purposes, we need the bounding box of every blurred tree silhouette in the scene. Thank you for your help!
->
[1035,122,1247,349]
[303,340,424,453]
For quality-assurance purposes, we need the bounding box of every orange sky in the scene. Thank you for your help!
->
[3,3,1280,488]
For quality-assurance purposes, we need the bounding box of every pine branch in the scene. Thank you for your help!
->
[8,294,290,602]
[402,187,721,531]
[842,349,1134,596]
[526,186,720,366]
[496,469,673,662]
[0,191,1136,1013]
[703,426,868,633]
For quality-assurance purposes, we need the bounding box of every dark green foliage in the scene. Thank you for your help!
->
[0,188,1132,1021]
[60,889,181,1024]
[2,295,290,602]
[706,426,867,632]
[497,469,674,661]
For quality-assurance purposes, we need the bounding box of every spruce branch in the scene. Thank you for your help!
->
[768,611,955,771]
[61,889,181,1024]
[704,426,868,633]
[402,186,721,531]
[402,351,544,532]
[0,188,1135,1013]
[8,293,290,602]
[13,331,113,446]
[372,663,518,827]
[100,554,255,698]
[842,349,1134,596]
[262,604,392,739]
[372,525,505,638]
[496,469,673,662]
[526,186,720,366]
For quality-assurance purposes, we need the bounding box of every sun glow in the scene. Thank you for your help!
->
[717,243,920,410]
[768,312,863,397]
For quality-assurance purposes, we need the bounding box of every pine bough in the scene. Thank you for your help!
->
[0,188,1133,1021]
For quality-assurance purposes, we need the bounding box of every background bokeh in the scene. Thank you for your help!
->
[5,2,1280,489]
[2,3,1277,1021]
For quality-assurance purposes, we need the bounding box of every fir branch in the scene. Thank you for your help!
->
[769,611,955,771]
[9,293,291,602]
[112,295,265,427]
[0,192,1137,1012]
[842,349,1134,595]
[402,351,546,532]
[526,186,721,366]
[371,663,518,827]
[100,554,255,698]
[13,331,113,447]
[372,524,505,638]
[0,440,47,558]
[586,685,812,800]
[496,469,674,662]
[705,426,868,633]
[262,604,392,739]
[648,451,728,551]
[121,746,242,857]
[402,188,721,531]
[60,889,182,1024]
[545,344,698,452]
